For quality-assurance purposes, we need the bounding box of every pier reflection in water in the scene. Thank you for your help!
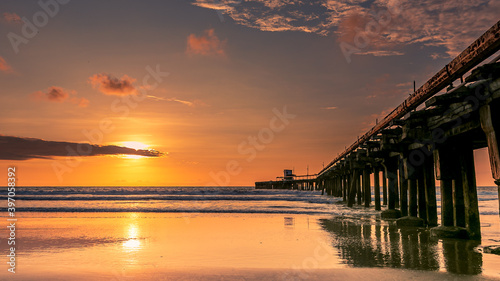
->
[320,217,482,275]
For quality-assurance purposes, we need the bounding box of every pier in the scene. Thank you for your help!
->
[255,20,500,239]
[255,169,317,190]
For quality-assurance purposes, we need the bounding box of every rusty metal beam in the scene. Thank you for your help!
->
[318,20,500,177]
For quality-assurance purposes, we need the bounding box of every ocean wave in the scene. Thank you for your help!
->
[3,186,496,217]
[3,207,334,215]
[12,186,259,196]
[5,195,337,204]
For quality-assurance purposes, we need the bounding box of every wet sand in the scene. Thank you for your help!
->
[7,267,500,281]
[0,212,499,280]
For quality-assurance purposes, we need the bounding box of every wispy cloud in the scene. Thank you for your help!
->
[0,56,13,73]
[186,29,226,56]
[193,0,242,10]
[88,73,138,96]
[147,95,207,107]
[355,50,404,57]
[2,12,21,24]
[0,135,165,160]
[31,86,89,107]
[396,82,413,88]
[322,106,337,110]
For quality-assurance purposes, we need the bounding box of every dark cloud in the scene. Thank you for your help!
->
[0,135,165,160]
[47,87,68,101]
[31,86,89,107]
[88,73,138,96]
[32,86,69,102]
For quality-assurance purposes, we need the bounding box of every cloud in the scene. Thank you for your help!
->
[193,0,242,10]
[31,86,89,107]
[88,73,138,96]
[3,12,21,24]
[355,50,404,56]
[146,95,207,107]
[0,56,13,73]
[0,135,165,161]
[149,96,193,106]
[186,29,226,56]
[32,86,69,102]
[322,106,337,110]
[191,0,499,58]
[395,82,413,88]
[74,97,90,108]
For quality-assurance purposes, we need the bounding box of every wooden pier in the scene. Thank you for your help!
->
[255,174,317,190]
[255,20,500,240]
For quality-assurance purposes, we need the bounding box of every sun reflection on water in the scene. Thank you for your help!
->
[122,239,141,250]
[121,215,142,252]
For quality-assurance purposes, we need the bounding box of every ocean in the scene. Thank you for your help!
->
[9,185,498,216]
[10,186,366,215]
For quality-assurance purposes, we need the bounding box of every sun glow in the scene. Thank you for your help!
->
[121,141,150,150]
[120,141,150,159]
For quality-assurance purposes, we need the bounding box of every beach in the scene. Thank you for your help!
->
[1,212,500,280]
[0,186,499,280]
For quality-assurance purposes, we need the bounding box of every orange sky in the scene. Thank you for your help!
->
[0,1,498,187]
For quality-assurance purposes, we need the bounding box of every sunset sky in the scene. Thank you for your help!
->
[0,0,499,186]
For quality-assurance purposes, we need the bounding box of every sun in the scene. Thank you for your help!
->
[120,141,150,159]
[121,141,150,150]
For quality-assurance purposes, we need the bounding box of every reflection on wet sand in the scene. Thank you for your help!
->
[320,217,482,275]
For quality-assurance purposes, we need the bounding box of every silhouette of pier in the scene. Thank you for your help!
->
[256,20,500,239]
[320,217,482,274]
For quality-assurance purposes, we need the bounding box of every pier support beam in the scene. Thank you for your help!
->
[382,169,388,205]
[459,141,481,240]
[399,159,408,217]
[356,173,362,205]
[374,167,381,211]
[328,178,333,196]
[343,175,347,202]
[385,157,399,210]
[408,177,418,217]
[381,157,402,219]
[453,163,466,228]
[434,147,455,227]
[348,170,360,207]
[434,140,481,239]
[424,156,438,226]
[338,176,343,197]
[398,148,435,227]
[363,168,371,208]
[417,167,428,223]
[480,102,500,218]
[346,174,351,202]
